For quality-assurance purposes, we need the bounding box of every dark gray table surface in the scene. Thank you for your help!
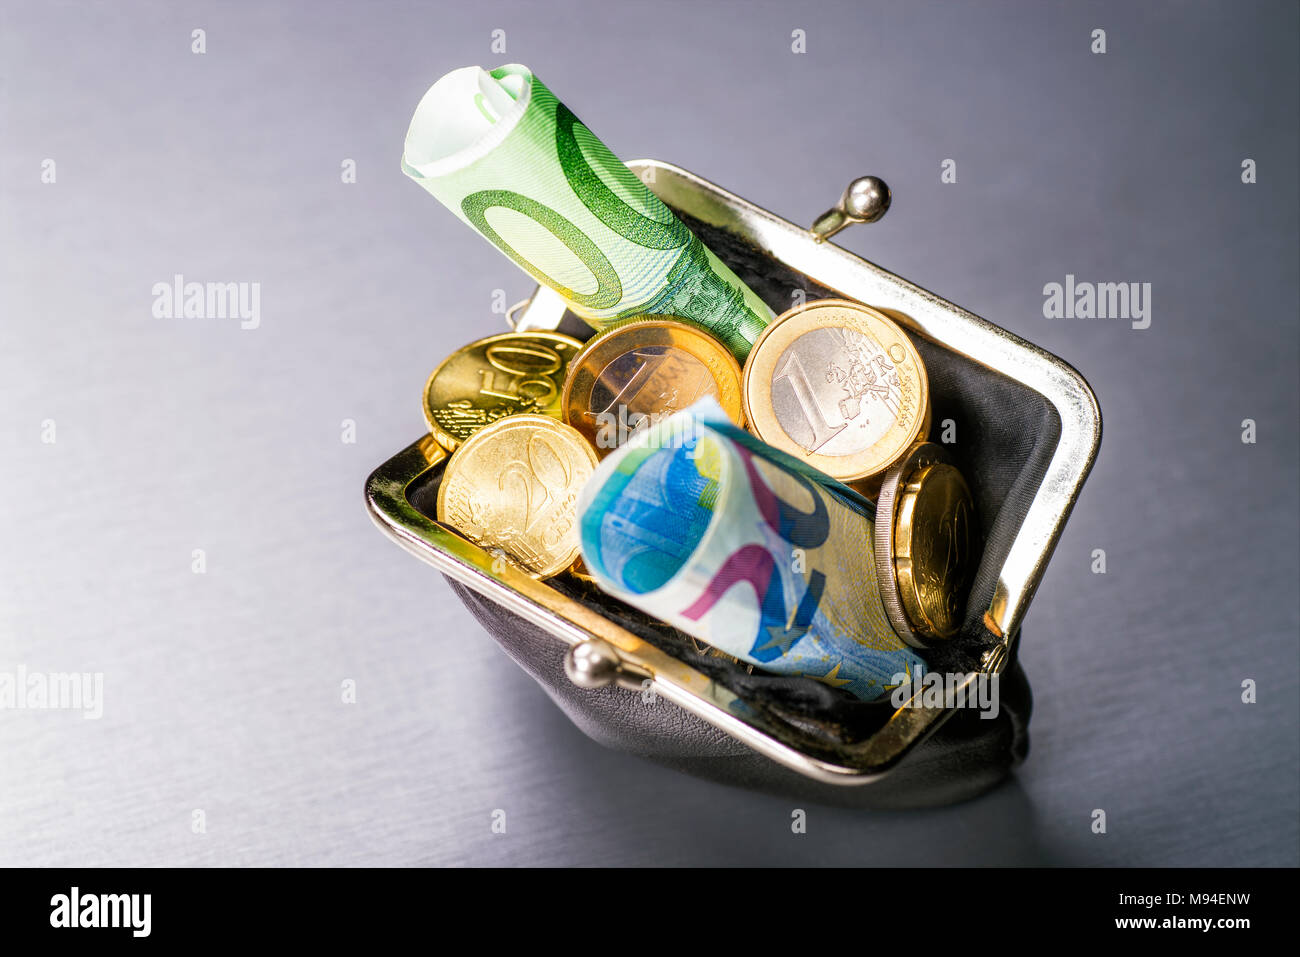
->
[2,0,1296,866]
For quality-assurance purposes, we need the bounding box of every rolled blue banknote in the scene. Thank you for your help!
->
[578,399,925,699]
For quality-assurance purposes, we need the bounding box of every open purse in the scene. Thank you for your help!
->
[367,162,1101,808]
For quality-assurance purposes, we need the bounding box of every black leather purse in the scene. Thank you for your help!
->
[368,162,1100,808]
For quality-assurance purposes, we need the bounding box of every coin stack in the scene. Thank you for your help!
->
[422,296,974,649]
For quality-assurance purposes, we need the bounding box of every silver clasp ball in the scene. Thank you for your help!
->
[811,175,891,242]
[564,639,623,689]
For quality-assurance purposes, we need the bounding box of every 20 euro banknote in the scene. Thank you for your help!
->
[577,399,925,699]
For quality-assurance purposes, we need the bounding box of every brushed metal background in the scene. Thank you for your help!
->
[1,0,1296,866]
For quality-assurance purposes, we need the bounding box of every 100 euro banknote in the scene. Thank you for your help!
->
[401,64,773,359]
[577,399,925,700]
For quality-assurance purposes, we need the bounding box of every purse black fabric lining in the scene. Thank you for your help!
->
[412,216,1060,755]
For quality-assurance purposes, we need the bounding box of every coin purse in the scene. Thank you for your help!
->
[367,162,1101,808]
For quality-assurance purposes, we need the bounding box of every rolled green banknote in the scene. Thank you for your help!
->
[578,398,926,700]
[401,64,774,359]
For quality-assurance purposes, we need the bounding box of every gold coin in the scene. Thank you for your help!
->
[424,332,584,451]
[436,415,598,580]
[742,299,929,483]
[874,443,975,644]
[561,317,744,457]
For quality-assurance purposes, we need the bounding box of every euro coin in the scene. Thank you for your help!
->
[874,443,975,646]
[424,332,584,451]
[742,299,928,483]
[436,415,598,580]
[562,317,744,457]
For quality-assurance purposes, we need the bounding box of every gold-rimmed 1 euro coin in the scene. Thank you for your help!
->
[436,415,599,580]
[424,331,584,451]
[561,317,744,457]
[742,299,928,483]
